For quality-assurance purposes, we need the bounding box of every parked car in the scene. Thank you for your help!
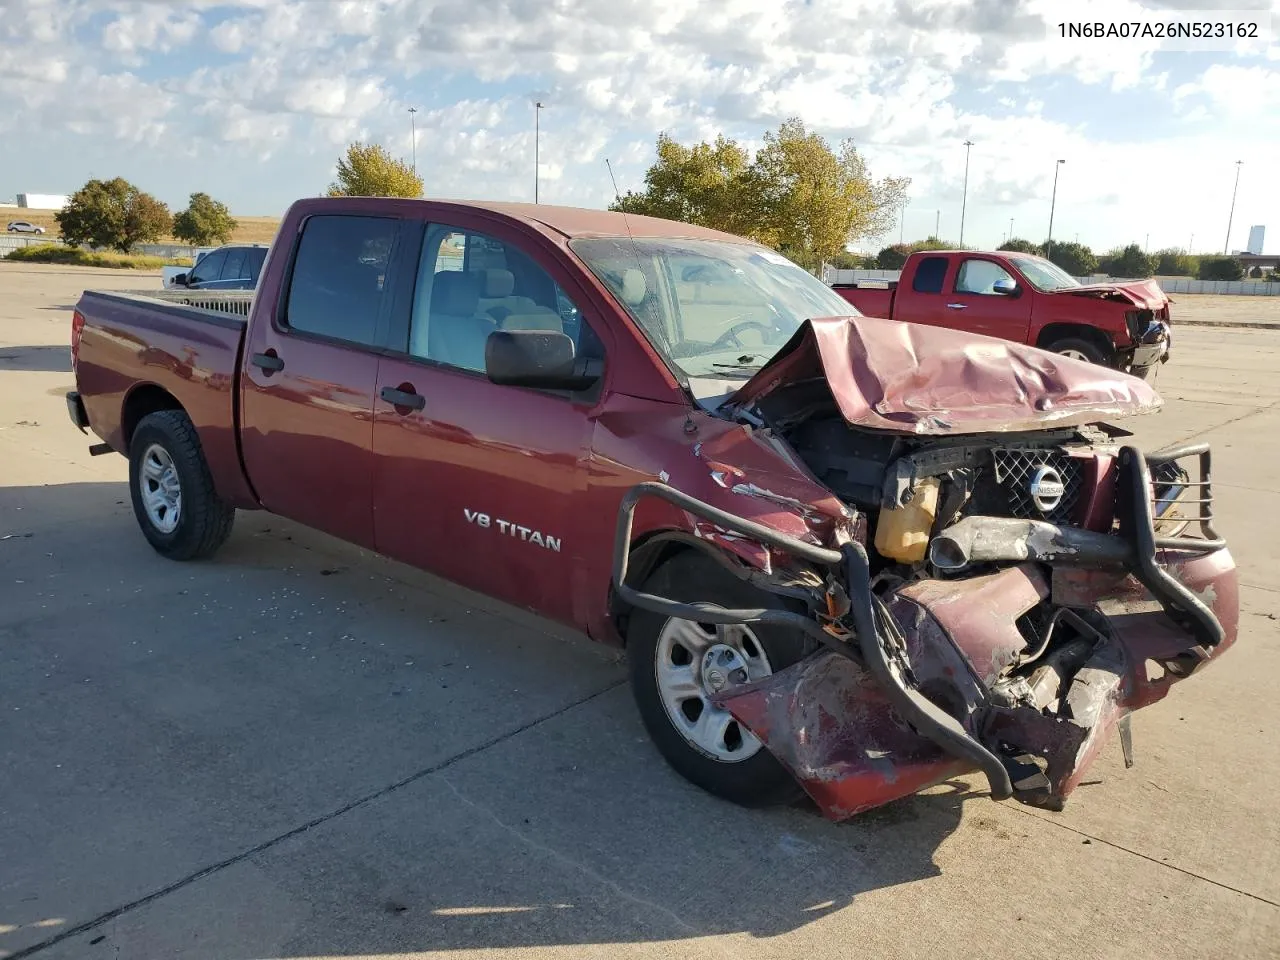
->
[7,220,46,234]
[833,250,1172,378]
[64,197,1236,821]
[169,243,268,290]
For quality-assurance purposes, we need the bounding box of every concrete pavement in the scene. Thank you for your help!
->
[2,263,1278,960]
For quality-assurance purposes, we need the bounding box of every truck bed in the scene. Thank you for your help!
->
[73,289,257,506]
[832,282,895,319]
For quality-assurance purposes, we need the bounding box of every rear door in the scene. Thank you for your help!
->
[371,214,607,623]
[238,214,403,548]
[890,255,952,326]
[941,257,1034,342]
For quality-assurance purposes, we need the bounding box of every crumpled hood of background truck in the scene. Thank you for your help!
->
[725,315,1163,436]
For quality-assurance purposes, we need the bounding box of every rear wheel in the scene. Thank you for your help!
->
[627,551,812,808]
[1046,336,1109,366]
[128,410,235,560]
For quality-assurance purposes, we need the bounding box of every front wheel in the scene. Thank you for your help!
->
[626,551,812,808]
[1046,336,1109,366]
[128,410,235,560]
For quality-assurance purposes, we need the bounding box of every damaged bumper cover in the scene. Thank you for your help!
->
[613,443,1237,820]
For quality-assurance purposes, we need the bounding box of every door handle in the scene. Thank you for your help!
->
[946,303,967,310]
[380,385,426,411]
[250,351,284,373]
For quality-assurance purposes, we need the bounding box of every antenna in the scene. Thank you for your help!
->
[605,158,638,251]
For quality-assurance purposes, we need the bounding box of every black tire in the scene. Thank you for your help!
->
[627,551,813,808]
[128,410,235,561]
[1045,336,1109,366]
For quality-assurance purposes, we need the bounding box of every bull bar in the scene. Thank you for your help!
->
[612,443,1229,804]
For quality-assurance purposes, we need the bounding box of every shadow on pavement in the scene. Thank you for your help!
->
[0,480,972,958]
[0,344,71,373]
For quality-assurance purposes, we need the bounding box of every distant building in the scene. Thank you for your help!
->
[17,193,70,210]
[1246,225,1265,255]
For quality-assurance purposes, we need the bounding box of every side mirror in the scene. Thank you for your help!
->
[485,329,602,391]
[173,273,189,286]
[992,278,1018,296]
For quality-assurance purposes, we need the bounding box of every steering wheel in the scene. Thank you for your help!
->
[709,319,774,352]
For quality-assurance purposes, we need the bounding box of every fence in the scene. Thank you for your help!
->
[822,266,1280,297]
[1,235,220,261]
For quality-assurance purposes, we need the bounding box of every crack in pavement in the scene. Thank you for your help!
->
[1172,398,1280,447]
[4,678,627,960]
[1007,805,1280,909]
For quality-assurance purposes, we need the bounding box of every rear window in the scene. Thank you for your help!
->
[912,257,948,294]
[284,215,398,347]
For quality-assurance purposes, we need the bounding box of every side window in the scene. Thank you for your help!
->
[912,256,948,294]
[284,215,398,347]
[247,248,267,282]
[221,248,247,282]
[408,225,604,374]
[956,259,1014,295]
[188,249,226,285]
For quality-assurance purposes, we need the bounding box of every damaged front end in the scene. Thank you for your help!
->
[613,439,1237,820]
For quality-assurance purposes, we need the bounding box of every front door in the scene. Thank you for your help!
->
[239,213,403,548]
[371,218,607,623]
[941,257,1034,342]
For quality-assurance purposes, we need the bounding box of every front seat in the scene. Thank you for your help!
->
[424,272,495,371]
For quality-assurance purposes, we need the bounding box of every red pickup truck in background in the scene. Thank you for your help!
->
[64,198,1233,822]
[833,250,1173,378]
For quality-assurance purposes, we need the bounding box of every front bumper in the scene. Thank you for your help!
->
[613,443,1236,819]
[1127,319,1172,370]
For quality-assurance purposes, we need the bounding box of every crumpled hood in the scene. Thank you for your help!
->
[724,315,1163,436]
[1061,279,1168,310]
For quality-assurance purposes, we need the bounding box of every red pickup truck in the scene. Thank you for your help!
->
[833,250,1173,378]
[65,197,1236,821]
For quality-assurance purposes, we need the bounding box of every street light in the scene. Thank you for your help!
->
[534,101,545,204]
[899,198,907,244]
[935,209,940,240]
[1224,160,1243,254]
[407,107,418,177]
[959,140,974,247]
[1046,159,1065,259]
[1008,217,1014,242]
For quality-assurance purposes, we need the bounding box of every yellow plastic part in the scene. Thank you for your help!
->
[874,477,940,564]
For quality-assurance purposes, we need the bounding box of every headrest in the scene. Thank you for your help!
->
[621,268,647,306]
[483,269,515,298]
[430,271,480,315]
[500,307,563,333]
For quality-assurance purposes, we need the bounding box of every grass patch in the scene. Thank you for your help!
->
[5,244,192,270]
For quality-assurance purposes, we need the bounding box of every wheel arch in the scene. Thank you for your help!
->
[121,383,185,450]
[1035,322,1116,358]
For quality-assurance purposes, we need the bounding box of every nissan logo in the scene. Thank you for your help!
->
[1029,465,1066,513]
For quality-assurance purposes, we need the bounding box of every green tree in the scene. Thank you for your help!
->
[875,244,911,269]
[1100,244,1155,278]
[327,142,423,198]
[612,133,755,236]
[1249,265,1264,279]
[1042,240,1097,277]
[1154,249,1196,276]
[1197,256,1244,281]
[613,118,908,271]
[998,238,1041,254]
[56,178,171,252]
[909,235,958,252]
[172,192,239,246]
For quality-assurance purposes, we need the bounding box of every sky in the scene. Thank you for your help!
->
[2,0,1278,254]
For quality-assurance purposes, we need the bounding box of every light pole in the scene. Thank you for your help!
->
[1008,217,1014,242]
[958,140,974,246]
[935,209,940,240]
[407,107,418,177]
[1224,160,1243,253]
[899,198,907,244]
[1189,233,1194,253]
[534,101,544,204]
[1046,159,1065,259]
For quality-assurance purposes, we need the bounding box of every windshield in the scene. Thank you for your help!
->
[1007,254,1081,292]
[569,236,858,380]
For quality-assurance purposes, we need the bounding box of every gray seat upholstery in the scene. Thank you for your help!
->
[423,272,495,371]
